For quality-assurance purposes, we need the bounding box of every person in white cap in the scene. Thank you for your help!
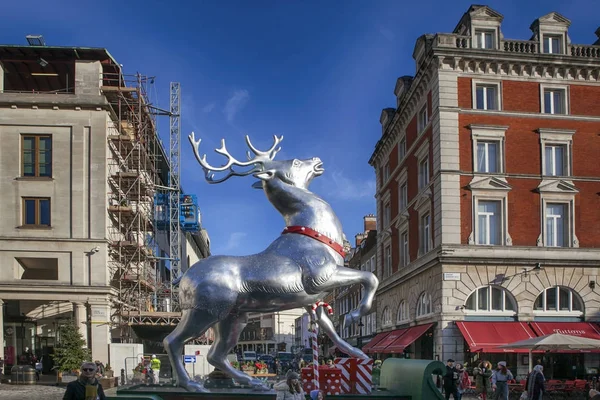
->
[491,361,513,400]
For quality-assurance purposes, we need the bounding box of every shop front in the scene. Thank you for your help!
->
[363,323,434,361]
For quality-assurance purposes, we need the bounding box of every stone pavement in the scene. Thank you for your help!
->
[0,384,66,400]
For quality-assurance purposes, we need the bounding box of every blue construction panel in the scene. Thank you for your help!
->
[180,194,200,232]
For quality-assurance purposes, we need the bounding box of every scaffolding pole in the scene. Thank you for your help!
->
[169,82,182,309]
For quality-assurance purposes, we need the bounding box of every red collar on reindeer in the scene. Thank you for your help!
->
[282,226,346,258]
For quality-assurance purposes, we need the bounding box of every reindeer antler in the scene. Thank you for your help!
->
[188,132,284,184]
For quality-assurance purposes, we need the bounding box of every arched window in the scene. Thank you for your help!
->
[382,307,392,326]
[416,292,432,317]
[534,286,583,313]
[397,301,408,322]
[465,286,517,313]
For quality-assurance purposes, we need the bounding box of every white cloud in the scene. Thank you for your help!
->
[221,231,248,252]
[321,171,376,201]
[223,89,250,122]
[202,102,215,113]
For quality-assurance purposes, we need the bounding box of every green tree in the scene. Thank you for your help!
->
[51,320,90,373]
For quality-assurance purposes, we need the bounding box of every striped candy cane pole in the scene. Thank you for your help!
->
[310,301,334,391]
[310,318,319,391]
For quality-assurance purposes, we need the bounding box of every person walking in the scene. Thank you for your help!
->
[491,361,513,400]
[472,361,493,400]
[63,361,107,400]
[456,363,471,400]
[525,364,545,400]
[150,354,161,384]
[274,370,305,400]
[444,359,460,400]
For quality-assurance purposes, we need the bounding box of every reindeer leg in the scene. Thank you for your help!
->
[163,309,218,392]
[306,306,369,359]
[318,266,378,331]
[207,313,270,391]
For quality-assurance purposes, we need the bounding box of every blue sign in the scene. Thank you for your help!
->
[184,355,196,364]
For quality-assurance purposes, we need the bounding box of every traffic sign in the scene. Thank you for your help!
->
[184,355,196,363]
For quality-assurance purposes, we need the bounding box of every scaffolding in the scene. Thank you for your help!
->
[103,72,162,341]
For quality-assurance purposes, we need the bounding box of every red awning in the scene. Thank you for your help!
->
[369,329,408,353]
[385,323,433,353]
[362,331,391,354]
[456,321,536,353]
[530,322,600,340]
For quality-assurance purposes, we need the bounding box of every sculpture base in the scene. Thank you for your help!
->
[114,384,410,399]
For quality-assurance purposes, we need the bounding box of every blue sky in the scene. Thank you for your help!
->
[3,0,597,256]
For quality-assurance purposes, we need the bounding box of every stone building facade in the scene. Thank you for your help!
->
[368,5,600,378]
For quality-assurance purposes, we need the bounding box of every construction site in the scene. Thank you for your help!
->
[0,35,210,369]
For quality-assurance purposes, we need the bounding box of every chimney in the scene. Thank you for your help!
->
[364,214,376,232]
[355,233,367,247]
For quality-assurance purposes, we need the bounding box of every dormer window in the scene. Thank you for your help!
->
[543,34,563,54]
[474,30,495,49]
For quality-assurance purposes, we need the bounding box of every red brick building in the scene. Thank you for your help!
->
[367,5,600,378]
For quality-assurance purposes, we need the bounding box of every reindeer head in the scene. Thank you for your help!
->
[188,133,324,190]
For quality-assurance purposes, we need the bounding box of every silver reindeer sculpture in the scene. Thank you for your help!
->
[164,133,379,392]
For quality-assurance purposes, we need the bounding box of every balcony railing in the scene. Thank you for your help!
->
[434,33,600,59]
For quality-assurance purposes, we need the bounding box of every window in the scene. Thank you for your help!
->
[22,197,51,227]
[470,125,506,174]
[475,84,499,110]
[400,231,409,268]
[544,144,567,176]
[545,203,569,247]
[382,163,390,182]
[397,301,408,322]
[382,307,392,326]
[399,183,408,210]
[464,286,516,313]
[370,255,376,272]
[418,157,429,189]
[416,292,432,317]
[384,244,392,277]
[543,88,567,115]
[398,138,406,161]
[477,200,502,245]
[417,104,428,132]
[474,30,495,49]
[476,141,500,173]
[534,286,583,313]
[22,135,52,177]
[543,35,562,54]
[383,202,391,227]
[420,213,431,254]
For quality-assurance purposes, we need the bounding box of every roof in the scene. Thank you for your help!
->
[0,44,120,66]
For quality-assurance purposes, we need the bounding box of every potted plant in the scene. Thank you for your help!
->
[230,361,240,370]
[241,361,254,373]
[254,361,268,375]
[51,321,91,384]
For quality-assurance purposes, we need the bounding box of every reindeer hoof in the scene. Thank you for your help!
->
[182,381,208,392]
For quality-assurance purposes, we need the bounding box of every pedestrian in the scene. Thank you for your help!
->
[150,354,161,384]
[63,361,107,400]
[444,359,460,400]
[590,389,600,400]
[491,361,513,400]
[472,361,493,400]
[525,364,545,400]
[274,370,305,400]
[456,363,471,400]
[310,389,325,399]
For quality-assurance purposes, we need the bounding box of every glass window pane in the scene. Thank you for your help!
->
[534,294,544,310]
[554,146,564,175]
[476,86,485,109]
[25,200,36,225]
[39,137,51,151]
[505,296,515,311]
[478,287,488,311]
[488,142,498,172]
[478,212,487,244]
[477,143,486,171]
[543,38,550,53]
[551,37,560,53]
[572,294,582,311]
[39,199,50,225]
[553,91,564,114]
[465,293,476,310]
[485,33,493,49]
[491,287,503,310]
[486,86,497,110]
[545,146,554,175]
[544,91,552,113]
[23,137,35,150]
[546,288,557,311]
[559,287,570,311]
